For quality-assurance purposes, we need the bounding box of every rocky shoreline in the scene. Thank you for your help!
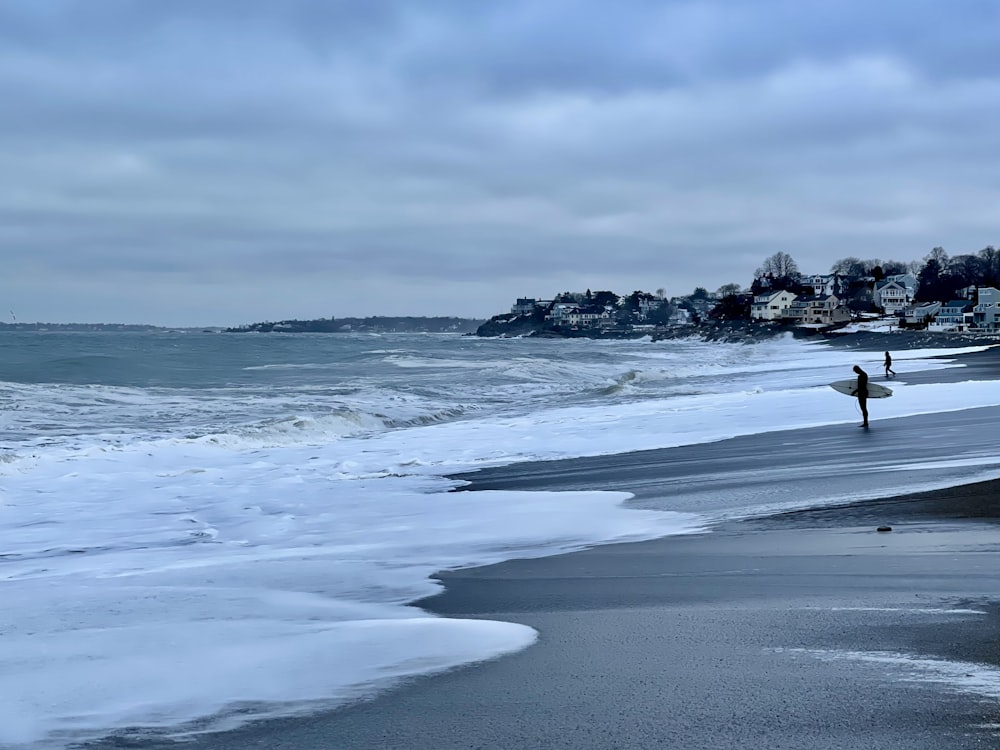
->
[818,328,1000,350]
[476,317,1000,349]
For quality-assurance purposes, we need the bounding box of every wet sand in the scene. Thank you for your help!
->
[87,344,1000,750]
[148,488,1000,750]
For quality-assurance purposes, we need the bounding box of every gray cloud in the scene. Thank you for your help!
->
[1,1,998,325]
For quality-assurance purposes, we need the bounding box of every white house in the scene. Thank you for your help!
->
[903,301,942,326]
[933,300,974,331]
[873,279,910,315]
[751,290,797,321]
[546,302,578,324]
[802,273,843,296]
[886,273,917,290]
[973,287,1000,331]
[564,310,613,328]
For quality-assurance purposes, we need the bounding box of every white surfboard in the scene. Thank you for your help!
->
[829,379,893,399]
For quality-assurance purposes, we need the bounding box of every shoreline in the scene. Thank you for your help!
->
[137,482,1000,750]
[84,345,1000,750]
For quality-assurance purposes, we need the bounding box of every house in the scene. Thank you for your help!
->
[751,290,797,321]
[510,298,539,316]
[679,293,719,321]
[903,301,943,327]
[802,273,843,297]
[933,300,974,331]
[637,297,665,321]
[564,310,614,328]
[668,307,692,325]
[973,287,1000,331]
[873,279,911,315]
[885,272,917,291]
[546,302,578,324]
[954,286,977,301]
[785,294,851,326]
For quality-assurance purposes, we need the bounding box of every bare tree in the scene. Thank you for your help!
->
[753,252,801,293]
[925,246,949,265]
[716,283,742,297]
[755,252,800,279]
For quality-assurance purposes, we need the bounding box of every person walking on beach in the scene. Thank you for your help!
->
[884,351,895,378]
[851,365,869,428]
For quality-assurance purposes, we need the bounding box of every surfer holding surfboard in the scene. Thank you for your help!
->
[851,365,869,428]
[829,368,892,429]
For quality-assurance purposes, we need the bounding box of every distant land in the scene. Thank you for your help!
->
[0,322,176,332]
[0,318,485,334]
[226,317,485,334]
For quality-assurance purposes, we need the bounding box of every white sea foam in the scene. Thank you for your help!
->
[1,334,999,747]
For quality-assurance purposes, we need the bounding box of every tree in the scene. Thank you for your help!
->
[830,257,867,277]
[646,301,676,325]
[709,293,752,321]
[927,246,949,265]
[716,283,742,297]
[916,247,969,302]
[915,257,942,301]
[690,287,710,300]
[620,291,656,323]
[979,246,1000,287]
[591,290,620,309]
[881,260,909,276]
[756,252,799,279]
[915,257,951,302]
[947,254,984,290]
[754,252,801,293]
[622,290,655,312]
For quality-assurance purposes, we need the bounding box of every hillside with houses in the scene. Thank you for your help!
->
[476,248,1000,339]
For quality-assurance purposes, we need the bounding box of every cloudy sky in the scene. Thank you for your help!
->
[2,1,999,326]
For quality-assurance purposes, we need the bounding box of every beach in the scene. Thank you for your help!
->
[6,332,999,749]
[140,460,1000,750]
[123,345,1000,750]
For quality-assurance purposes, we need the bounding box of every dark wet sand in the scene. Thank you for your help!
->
[152,492,1000,750]
[89,344,1000,750]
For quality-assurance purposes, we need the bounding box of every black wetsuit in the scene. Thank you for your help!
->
[855,369,869,426]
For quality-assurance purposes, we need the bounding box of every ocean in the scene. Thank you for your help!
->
[2,330,1000,748]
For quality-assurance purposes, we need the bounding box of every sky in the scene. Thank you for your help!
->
[2,0,999,327]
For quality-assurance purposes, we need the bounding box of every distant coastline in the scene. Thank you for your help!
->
[0,322,175,332]
[226,316,485,334]
[0,318,485,334]
[5,318,998,348]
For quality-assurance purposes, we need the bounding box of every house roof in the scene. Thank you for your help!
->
[752,290,795,303]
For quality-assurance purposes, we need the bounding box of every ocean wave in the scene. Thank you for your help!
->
[596,369,640,396]
[194,410,390,446]
[383,405,481,428]
[242,363,335,371]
